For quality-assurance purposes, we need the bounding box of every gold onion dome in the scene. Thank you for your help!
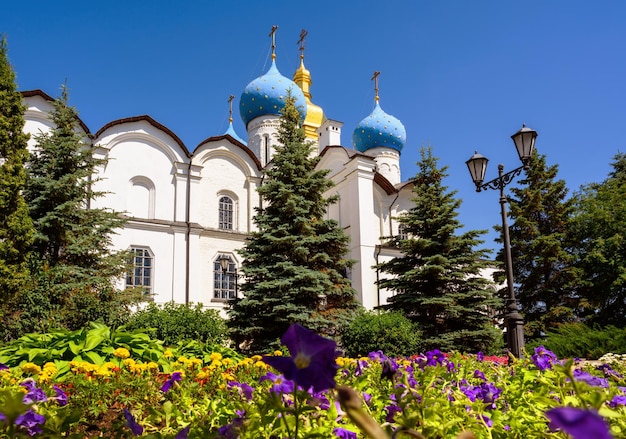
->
[293,54,326,140]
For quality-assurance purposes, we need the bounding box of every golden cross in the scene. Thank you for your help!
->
[371,71,381,102]
[269,25,278,59]
[228,94,234,123]
[298,29,308,56]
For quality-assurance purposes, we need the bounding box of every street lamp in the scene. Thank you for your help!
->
[465,124,538,358]
[217,254,238,298]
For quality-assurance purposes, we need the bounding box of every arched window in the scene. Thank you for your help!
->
[126,247,154,297]
[129,176,155,219]
[214,254,237,299]
[219,196,234,230]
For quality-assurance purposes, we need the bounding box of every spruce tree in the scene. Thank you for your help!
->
[570,152,626,325]
[498,151,579,339]
[21,85,134,332]
[378,146,502,353]
[0,37,35,310]
[228,94,358,354]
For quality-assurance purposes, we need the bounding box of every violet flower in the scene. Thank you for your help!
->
[425,349,446,366]
[0,363,8,371]
[609,395,626,408]
[531,346,558,371]
[52,385,68,406]
[124,408,144,436]
[20,380,47,405]
[262,324,339,392]
[161,371,183,393]
[227,381,254,401]
[260,371,295,394]
[175,425,191,439]
[573,369,609,388]
[333,427,358,439]
[15,409,46,437]
[547,407,612,439]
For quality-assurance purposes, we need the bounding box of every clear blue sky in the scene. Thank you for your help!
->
[3,1,625,252]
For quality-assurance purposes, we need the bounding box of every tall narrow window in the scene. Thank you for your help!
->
[219,196,234,230]
[214,254,237,299]
[398,223,409,240]
[126,247,153,297]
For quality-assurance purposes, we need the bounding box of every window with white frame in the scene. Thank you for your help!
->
[214,254,237,299]
[218,196,234,230]
[126,247,154,297]
[398,223,409,240]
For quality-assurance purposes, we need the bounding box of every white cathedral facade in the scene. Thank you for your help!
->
[21,37,417,315]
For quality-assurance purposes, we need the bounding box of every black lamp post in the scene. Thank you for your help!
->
[218,254,238,298]
[465,124,538,358]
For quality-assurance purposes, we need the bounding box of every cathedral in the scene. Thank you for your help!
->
[21,30,416,314]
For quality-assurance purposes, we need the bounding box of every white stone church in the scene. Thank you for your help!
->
[21,35,417,314]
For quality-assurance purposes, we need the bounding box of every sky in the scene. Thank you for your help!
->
[3,1,625,252]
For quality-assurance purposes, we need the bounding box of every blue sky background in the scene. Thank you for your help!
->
[3,1,625,252]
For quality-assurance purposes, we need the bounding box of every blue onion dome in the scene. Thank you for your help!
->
[352,102,406,153]
[239,60,307,128]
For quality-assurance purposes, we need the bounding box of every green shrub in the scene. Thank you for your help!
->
[123,302,227,346]
[340,310,421,357]
[526,322,626,359]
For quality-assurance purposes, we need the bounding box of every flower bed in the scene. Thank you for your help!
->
[1,325,625,438]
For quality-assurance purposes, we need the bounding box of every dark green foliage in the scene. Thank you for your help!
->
[378,147,501,353]
[2,85,138,339]
[526,323,626,359]
[0,37,35,306]
[498,151,580,339]
[570,153,626,325]
[124,302,227,346]
[340,310,422,358]
[228,94,358,354]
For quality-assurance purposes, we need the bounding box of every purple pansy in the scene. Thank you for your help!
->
[175,425,191,439]
[15,409,46,436]
[217,410,245,439]
[161,371,183,393]
[0,363,8,371]
[546,407,612,439]
[52,385,68,406]
[425,349,446,366]
[228,381,254,401]
[476,351,485,361]
[20,380,47,405]
[381,358,398,380]
[573,369,609,388]
[262,324,339,392]
[124,408,144,436]
[609,395,626,408]
[333,427,358,439]
[260,371,296,394]
[531,346,558,371]
[385,403,402,422]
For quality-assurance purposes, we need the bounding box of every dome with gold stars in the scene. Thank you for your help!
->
[239,60,307,128]
[352,102,406,153]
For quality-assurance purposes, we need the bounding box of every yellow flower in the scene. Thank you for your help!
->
[113,347,131,359]
[273,350,283,356]
[177,356,188,363]
[251,355,262,362]
[20,363,41,375]
[255,361,268,369]
[221,372,235,381]
[222,358,233,366]
[164,350,174,359]
[147,362,159,370]
[196,369,210,380]
[209,352,223,362]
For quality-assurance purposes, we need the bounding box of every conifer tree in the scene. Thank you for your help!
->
[228,95,358,354]
[20,85,134,332]
[570,152,626,325]
[378,147,501,353]
[0,37,35,309]
[498,151,579,339]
